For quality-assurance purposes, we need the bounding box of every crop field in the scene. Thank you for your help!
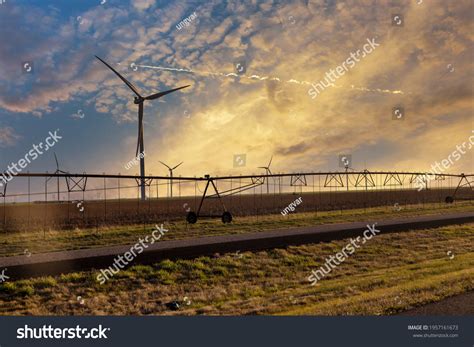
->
[0,201,472,257]
[1,185,472,232]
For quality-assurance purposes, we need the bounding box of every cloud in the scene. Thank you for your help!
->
[0,127,21,147]
[132,0,156,11]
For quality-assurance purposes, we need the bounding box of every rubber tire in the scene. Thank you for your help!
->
[445,196,454,204]
[186,211,198,224]
[222,211,233,224]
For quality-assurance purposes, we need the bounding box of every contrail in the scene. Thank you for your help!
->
[134,63,288,82]
[349,85,404,94]
[128,63,405,95]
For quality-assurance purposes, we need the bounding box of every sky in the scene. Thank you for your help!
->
[0,0,473,180]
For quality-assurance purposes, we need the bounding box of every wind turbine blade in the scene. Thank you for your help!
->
[268,155,273,168]
[54,152,59,170]
[144,85,190,100]
[136,106,144,156]
[159,161,171,170]
[136,127,144,156]
[135,102,145,156]
[95,56,142,98]
[172,162,183,170]
[257,166,267,169]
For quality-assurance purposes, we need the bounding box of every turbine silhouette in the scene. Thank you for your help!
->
[159,161,183,198]
[46,152,68,201]
[258,156,273,193]
[95,55,190,200]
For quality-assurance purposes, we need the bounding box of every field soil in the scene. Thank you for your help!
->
[1,188,471,232]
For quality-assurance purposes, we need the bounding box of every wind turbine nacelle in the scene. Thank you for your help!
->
[134,96,144,104]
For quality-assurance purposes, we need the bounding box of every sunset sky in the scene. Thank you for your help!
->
[0,0,473,179]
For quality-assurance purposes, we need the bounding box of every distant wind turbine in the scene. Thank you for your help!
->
[95,55,190,200]
[343,162,355,191]
[47,152,68,201]
[258,156,273,194]
[159,161,183,198]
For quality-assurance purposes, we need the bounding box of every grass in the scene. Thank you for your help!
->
[0,201,472,257]
[0,223,472,315]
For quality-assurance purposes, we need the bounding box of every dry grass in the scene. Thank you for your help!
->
[0,223,472,315]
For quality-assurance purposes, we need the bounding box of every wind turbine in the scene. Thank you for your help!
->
[343,162,355,191]
[258,156,273,194]
[159,161,183,198]
[95,55,190,200]
[47,152,68,201]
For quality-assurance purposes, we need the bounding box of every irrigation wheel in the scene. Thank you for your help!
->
[221,211,233,224]
[186,211,198,224]
[445,196,454,204]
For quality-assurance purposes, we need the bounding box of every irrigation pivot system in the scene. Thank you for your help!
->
[0,170,472,231]
[95,56,190,201]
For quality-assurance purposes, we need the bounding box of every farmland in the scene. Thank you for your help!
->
[0,200,472,257]
[1,186,472,232]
